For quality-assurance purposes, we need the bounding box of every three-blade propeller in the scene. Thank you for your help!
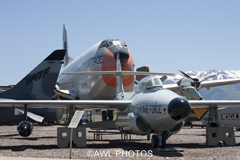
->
[178,69,216,89]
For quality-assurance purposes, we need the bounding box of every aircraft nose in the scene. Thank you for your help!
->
[168,97,191,121]
[108,46,129,62]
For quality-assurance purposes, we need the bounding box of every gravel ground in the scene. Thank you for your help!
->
[1,124,240,159]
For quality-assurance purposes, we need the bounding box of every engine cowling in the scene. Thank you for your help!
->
[17,121,33,137]
[177,77,201,90]
[115,112,149,135]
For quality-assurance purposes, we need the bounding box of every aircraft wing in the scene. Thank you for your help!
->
[0,100,132,112]
[163,83,179,92]
[200,78,240,89]
[163,78,240,92]
[189,100,240,109]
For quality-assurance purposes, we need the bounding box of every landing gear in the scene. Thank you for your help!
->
[161,136,166,148]
[101,110,114,121]
[17,104,33,137]
[151,133,167,148]
[108,110,113,120]
[102,111,107,121]
[17,121,33,137]
[151,135,158,148]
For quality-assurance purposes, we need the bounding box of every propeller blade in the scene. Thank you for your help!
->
[200,74,216,82]
[178,69,195,83]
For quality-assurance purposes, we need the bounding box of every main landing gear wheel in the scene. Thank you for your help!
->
[17,121,33,137]
[151,135,158,148]
[102,111,107,121]
[161,137,166,148]
[151,134,167,148]
[102,110,114,121]
[108,110,113,121]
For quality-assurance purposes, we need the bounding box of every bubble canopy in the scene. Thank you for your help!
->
[136,76,163,91]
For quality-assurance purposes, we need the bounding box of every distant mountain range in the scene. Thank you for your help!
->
[163,70,240,100]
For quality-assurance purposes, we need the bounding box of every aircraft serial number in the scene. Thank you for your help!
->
[138,105,162,114]
[82,56,102,71]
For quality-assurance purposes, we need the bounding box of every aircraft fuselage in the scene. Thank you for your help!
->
[58,39,134,100]
[116,76,191,135]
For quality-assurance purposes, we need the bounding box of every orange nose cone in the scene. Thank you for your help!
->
[102,48,134,87]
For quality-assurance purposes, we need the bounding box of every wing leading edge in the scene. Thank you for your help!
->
[0,100,132,112]
[164,78,240,91]
[189,100,240,109]
[1,99,240,111]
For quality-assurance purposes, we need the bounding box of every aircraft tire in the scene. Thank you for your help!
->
[102,111,107,121]
[17,121,33,137]
[161,137,166,148]
[151,135,158,148]
[108,110,113,121]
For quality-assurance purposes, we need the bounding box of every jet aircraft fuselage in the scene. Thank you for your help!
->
[116,75,191,135]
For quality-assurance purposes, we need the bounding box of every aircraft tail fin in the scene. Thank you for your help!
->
[181,86,204,100]
[0,50,66,100]
[136,66,150,81]
[63,24,73,67]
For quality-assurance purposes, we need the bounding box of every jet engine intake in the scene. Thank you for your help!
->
[163,122,184,141]
[115,112,149,135]
[167,122,184,135]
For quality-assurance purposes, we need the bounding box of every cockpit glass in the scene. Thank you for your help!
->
[99,40,127,48]
[147,79,154,88]
[136,77,163,92]
[153,78,161,86]
[112,41,121,46]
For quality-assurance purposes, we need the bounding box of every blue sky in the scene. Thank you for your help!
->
[0,0,240,85]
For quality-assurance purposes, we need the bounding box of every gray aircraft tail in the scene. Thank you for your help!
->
[0,50,66,100]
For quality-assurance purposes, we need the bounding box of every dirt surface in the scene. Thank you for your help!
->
[1,124,240,159]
